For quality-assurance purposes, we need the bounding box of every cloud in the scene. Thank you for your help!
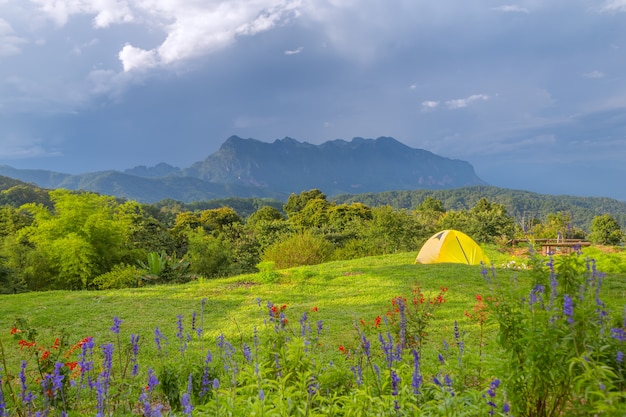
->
[583,70,605,79]
[0,18,26,56]
[420,100,439,111]
[445,94,489,109]
[601,0,626,12]
[284,46,304,55]
[492,5,530,13]
[29,0,134,27]
[0,133,62,158]
[118,0,302,71]
[119,43,158,72]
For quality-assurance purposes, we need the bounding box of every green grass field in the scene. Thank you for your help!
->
[1,245,625,416]
[2,246,625,363]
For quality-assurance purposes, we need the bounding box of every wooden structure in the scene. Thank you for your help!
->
[507,238,591,256]
[539,240,591,256]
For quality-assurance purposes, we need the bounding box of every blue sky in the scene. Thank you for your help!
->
[1,0,626,201]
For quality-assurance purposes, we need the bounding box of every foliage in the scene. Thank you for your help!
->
[588,214,623,245]
[92,264,143,289]
[138,251,193,284]
[262,230,334,269]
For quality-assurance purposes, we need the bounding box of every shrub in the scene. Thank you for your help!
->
[262,231,334,269]
[92,264,142,289]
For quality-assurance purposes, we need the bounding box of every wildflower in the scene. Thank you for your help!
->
[0,371,6,417]
[311,306,318,312]
[411,349,422,394]
[361,334,371,358]
[200,350,213,396]
[617,351,624,363]
[374,315,382,328]
[259,388,265,401]
[338,345,346,354]
[242,343,252,362]
[10,327,18,335]
[110,316,122,334]
[351,365,363,386]
[391,369,400,397]
[212,378,220,390]
[503,402,511,414]
[316,320,324,336]
[130,334,140,376]
[181,374,193,417]
[563,294,574,324]
[438,353,445,365]
[611,328,626,342]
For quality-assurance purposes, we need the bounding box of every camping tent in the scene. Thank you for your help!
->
[415,230,490,265]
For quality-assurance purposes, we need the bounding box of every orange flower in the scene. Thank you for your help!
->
[18,340,36,349]
[52,338,60,350]
[41,350,50,360]
[311,306,319,312]
[65,361,79,371]
[10,327,19,335]
[360,318,366,327]
[374,315,382,328]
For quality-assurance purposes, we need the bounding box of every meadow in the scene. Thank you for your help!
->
[1,246,625,416]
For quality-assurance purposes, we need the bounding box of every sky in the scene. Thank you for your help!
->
[1,0,626,201]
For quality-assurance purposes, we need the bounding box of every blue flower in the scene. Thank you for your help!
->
[563,294,574,324]
[110,316,122,334]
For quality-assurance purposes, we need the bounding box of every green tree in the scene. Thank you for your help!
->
[186,229,232,278]
[588,214,623,245]
[15,190,132,289]
[284,189,326,217]
[262,230,334,269]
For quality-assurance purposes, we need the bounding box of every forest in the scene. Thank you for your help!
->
[1,183,623,293]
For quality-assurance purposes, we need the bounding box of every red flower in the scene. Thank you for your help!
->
[41,350,50,360]
[311,306,318,312]
[10,327,19,335]
[338,345,346,354]
[360,318,366,327]
[52,338,60,350]
[18,340,36,349]
[374,316,382,328]
[65,361,79,371]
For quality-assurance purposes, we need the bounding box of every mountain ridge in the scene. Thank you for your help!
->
[1,135,486,203]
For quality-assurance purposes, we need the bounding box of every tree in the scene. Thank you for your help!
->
[588,214,623,245]
[284,189,327,217]
[15,190,132,289]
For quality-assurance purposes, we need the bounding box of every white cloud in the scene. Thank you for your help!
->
[421,100,439,110]
[0,18,26,56]
[119,43,158,71]
[284,46,303,55]
[445,94,489,109]
[29,0,134,27]
[601,0,626,12]
[492,5,530,13]
[118,0,302,71]
[583,70,605,79]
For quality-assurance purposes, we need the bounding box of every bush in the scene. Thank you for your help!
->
[92,264,142,289]
[262,231,334,269]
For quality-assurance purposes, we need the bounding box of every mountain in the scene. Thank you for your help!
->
[0,136,486,203]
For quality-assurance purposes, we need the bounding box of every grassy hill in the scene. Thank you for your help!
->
[1,247,626,415]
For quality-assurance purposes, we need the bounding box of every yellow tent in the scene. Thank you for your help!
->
[415,230,490,265]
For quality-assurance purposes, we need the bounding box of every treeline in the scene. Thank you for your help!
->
[1,186,623,294]
[332,186,626,231]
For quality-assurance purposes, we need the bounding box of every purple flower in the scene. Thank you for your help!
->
[154,327,168,356]
[212,378,220,390]
[611,328,626,342]
[411,349,422,394]
[200,350,213,396]
[316,320,324,336]
[110,316,122,334]
[390,370,400,396]
[438,353,445,365]
[617,351,624,363]
[361,334,371,358]
[487,378,500,398]
[242,343,252,362]
[563,294,574,324]
[503,402,511,414]
[259,388,265,401]
[0,372,6,417]
[130,334,140,376]
[181,374,193,416]
[351,365,363,386]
